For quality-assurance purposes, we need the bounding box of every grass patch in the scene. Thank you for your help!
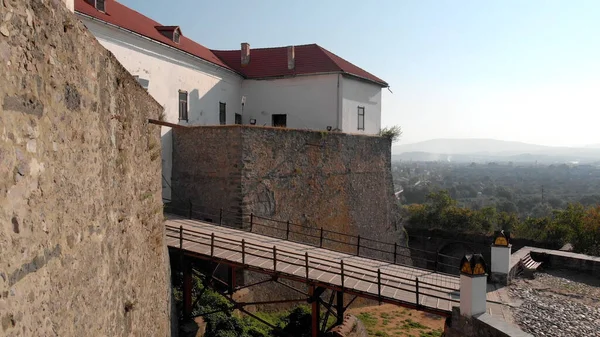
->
[402,319,428,330]
[375,331,390,337]
[357,312,378,329]
[419,330,443,337]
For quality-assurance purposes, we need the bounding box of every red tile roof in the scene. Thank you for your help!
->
[212,45,388,87]
[75,0,388,87]
[74,0,233,71]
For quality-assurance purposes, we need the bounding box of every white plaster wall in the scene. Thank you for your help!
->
[340,76,382,135]
[63,0,74,12]
[240,74,339,130]
[491,245,512,274]
[78,17,243,200]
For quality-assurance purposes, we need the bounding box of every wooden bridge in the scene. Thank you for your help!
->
[164,202,512,336]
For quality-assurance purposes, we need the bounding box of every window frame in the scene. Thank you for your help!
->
[272,114,287,128]
[219,102,226,125]
[95,0,106,12]
[178,90,188,121]
[357,106,365,130]
[173,29,181,44]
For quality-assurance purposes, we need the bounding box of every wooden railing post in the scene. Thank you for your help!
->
[416,277,420,306]
[219,208,223,225]
[340,260,345,289]
[377,268,382,303]
[286,220,290,240]
[393,242,397,264]
[250,213,254,232]
[241,239,246,265]
[210,233,215,257]
[179,225,183,250]
[319,227,324,248]
[273,246,277,272]
[356,235,361,256]
[188,201,192,219]
[305,252,309,280]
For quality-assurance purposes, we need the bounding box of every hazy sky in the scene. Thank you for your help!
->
[120,0,600,147]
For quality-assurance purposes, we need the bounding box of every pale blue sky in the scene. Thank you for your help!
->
[120,0,600,147]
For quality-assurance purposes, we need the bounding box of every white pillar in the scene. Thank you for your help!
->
[460,274,487,317]
[491,245,511,274]
[63,0,74,12]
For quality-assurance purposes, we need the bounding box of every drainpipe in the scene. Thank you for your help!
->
[336,74,342,130]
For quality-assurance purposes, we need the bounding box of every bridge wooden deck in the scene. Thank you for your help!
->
[165,216,508,317]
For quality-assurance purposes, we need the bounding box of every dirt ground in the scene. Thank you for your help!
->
[348,304,445,337]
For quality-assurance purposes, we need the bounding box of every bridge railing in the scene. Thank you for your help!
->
[165,223,461,311]
[164,202,463,276]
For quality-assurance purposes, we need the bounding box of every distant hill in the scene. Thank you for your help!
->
[392,139,600,164]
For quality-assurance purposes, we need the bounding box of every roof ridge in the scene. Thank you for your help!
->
[212,43,318,53]
[317,44,387,86]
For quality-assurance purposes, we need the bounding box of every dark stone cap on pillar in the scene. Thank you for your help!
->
[460,254,487,276]
[493,230,511,247]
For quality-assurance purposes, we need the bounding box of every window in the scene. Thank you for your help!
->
[272,114,287,128]
[357,106,365,130]
[95,0,106,12]
[235,113,242,125]
[178,91,188,121]
[219,102,226,125]
[133,76,149,91]
[173,30,180,44]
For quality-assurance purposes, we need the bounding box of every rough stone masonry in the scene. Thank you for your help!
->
[0,1,170,336]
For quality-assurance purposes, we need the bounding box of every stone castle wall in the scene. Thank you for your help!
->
[172,126,404,257]
[172,125,407,310]
[0,1,170,335]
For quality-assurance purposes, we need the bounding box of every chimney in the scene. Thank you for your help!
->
[287,46,295,70]
[64,0,74,12]
[241,43,250,67]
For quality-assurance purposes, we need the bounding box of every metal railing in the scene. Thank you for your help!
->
[164,201,463,275]
[165,224,460,312]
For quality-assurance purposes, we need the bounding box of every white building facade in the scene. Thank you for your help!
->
[75,0,388,200]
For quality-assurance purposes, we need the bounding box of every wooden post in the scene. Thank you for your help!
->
[286,220,290,240]
[250,213,254,232]
[336,291,345,326]
[219,208,223,225]
[416,277,420,306]
[356,235,361,256]
[183,258,193,318]
[305,252,310,280]
[228,267,236,295]
[310,286,320,337]
[319,227,324,248]
[377,269,382,303]
[393,243,398,264]
[210,233,215,257]
[273,246,277,272]
[241,239,246,265]
[340,259,345,288]
[179,226,183,251]
[188,201,192,219]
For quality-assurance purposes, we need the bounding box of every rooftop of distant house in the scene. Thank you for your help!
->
[74,0,388,87]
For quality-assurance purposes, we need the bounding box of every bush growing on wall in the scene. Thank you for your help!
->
[379,125,403,142]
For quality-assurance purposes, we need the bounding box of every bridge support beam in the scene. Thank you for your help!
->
[309,285,325,337]
[183,258,193,318]
[336,291,345,325]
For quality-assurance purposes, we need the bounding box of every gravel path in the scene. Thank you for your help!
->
[508,271,600,337]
